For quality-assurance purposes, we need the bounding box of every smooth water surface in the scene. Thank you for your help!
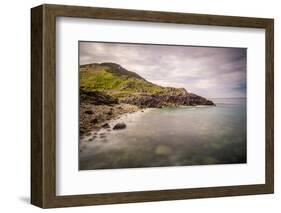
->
[79,98,246,170]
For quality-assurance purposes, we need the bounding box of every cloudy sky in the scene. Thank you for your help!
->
[79,42,246,98]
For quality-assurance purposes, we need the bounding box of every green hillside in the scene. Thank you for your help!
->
[80,62,214,108]
[80,63,169,97]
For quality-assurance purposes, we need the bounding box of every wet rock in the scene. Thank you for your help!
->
[88,136,96,142]
[113,122,126,130]
[102,123,110,128]
[205,100,216,106]
[99,133,107,139]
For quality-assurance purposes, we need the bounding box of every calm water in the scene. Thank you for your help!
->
[79,98,246,170]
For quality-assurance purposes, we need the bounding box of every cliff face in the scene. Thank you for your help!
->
[80,62,215,108]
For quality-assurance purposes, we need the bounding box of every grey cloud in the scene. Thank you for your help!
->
[79,41,246,98]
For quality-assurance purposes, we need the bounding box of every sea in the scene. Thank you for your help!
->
[79,98,247,170]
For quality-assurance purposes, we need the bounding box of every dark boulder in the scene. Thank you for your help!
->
[113,122,126,130]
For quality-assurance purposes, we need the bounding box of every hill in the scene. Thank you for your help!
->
[80,62,166,97]
[80,62,214,108]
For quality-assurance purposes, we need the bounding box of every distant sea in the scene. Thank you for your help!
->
[79,98,247,170]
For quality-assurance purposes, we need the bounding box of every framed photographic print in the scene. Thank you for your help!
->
[31,4,274,208]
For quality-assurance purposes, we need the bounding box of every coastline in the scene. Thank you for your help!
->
[80,103,143,140]
[80,107,153,146]
[79,101,217,142]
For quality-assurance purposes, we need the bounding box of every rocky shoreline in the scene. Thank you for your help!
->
[79,89,215,140]
[79,63,215,140]
[119,90,214,108]
[80,102,140,139]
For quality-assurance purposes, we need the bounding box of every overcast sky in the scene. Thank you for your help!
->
[79,42,246,98]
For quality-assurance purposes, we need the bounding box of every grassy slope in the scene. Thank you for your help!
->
[80,64,171,98]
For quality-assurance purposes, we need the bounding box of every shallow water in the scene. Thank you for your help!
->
[79,98,246,170]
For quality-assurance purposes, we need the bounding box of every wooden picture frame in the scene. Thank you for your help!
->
[31,4,274,208]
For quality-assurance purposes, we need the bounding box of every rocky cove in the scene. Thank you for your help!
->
[79,88,215,140]
[79,98,246,170]
[79,63,215,140]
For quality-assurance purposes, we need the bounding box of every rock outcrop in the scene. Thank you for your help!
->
[120,89,214,108]
[80,90,118,105]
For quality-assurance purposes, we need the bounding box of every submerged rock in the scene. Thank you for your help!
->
[113,122,126,130]
[99,133,107,138]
